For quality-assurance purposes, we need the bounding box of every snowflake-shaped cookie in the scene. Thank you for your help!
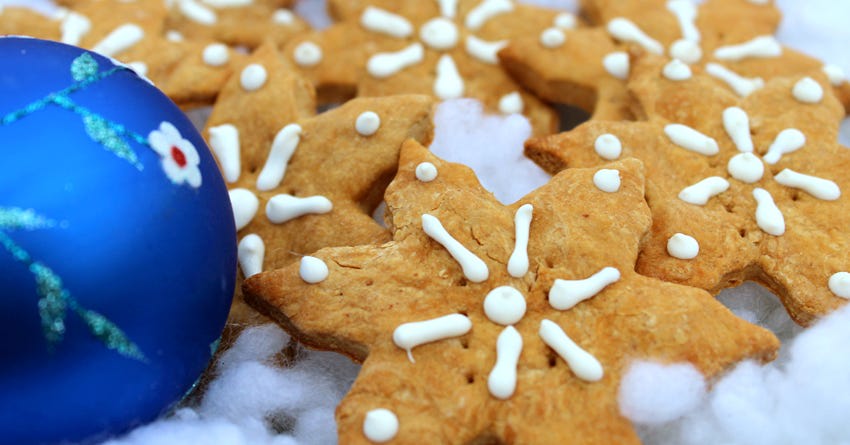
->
[527,54,850,325]
[500,0,850,120]
[203,43,435,326]
[283,0,567,135]
[244,139,778,444]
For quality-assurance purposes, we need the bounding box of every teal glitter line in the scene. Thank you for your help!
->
[0,207,55,231]
[0,225,146,361]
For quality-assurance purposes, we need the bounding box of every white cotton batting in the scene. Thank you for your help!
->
[618,361,707,425]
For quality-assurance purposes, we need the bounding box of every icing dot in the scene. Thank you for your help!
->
[727,152,764,183]
[419,17,459,50]
[240,64,267,91]
[483,286,527,326]
[540,27,566,48]
[498,92,524,114]
[823,64,847,86]
[829,272,850,299]
[593,169,621,193]
[554,12,577,29]
[663,59,692,81]
[594,134,622,160]
[792,77,824,104]
[669,39,702,64]
[667,233,699,260]
[363,408,399,443]
[356,111,381,136]
[299,256,329,284]
[165,30,184,42]
[603,52,629,80]
[272,9,295,25]
[293,41,322,67]
[415,162,438,182]
[202,43,229,67]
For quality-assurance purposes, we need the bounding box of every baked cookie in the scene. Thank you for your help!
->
[244,139,779,444]
[281,0,570,135]
[499,0,850,120]
[527,54,850,325]
[202,45,435,326]
[1,0,250,107]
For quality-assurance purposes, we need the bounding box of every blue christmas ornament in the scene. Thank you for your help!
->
[0,37,236,444]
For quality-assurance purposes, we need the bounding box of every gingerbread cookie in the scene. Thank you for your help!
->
[282,0,570,135]
[1,0,251,107]
[244,139,779,444]
[527,54,850,325]
[499,0,850,120]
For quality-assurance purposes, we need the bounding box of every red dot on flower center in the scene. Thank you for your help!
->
[171,146,187,168]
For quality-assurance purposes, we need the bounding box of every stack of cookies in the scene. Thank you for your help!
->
[4,1,849,443]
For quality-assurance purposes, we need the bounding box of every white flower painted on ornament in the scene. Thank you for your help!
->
[390,202,614,405]
[148,122,202,188]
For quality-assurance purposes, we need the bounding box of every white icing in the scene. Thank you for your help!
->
[203,43,229,67]
[607,18,664,55]
[437,0,459,18]
[202,0,252,6]
[679,176,730,205]
[367,43,425,78]
[488,326,523,400]
[465,35,507,65]
[434,54,464,100]
[594,134,622,160]
[774,169,841,201]
[667,233,700,259]
[792,77,824,104]
[237,234,264,278]
[593,169,621,193]
[166,30,184,42]
[483,286,527,325]
[415,162,438,182]
[240,63,267,91]
[256,124,302,191]
[714,35,782,61]
[727,153,764,183]
[763,128,805,164]
[229,188,259,231]
[266,194,333,224]
[507,204,533,277]
[360,6,413,38]
[549,267,620,311]
[554,12,577,29]
[293,41,322,67]
[664,124,719,156]
[603,52,630,80]
[663,59,693,80]
[177,0,217,25]
[420,17,459,51]
[669,39,702,64]
[706,63,765,96]
[753,188,785,236]
[91,23,144,57]
[667,0,700,42]
[393,314,472,362]
[61,12,91,46]
[272,9,295,25]
[823,64,847,86]
[422,214,489,283]
[829,272,850,299]
[208,124,240,183]
[355,111,381,136]
[299,256,329,284]
[465,0,514,31]
[363,408,398,443]
[125,61,148,78]
[723,107,754,153]
[540,27,566,48]
[539,319,603,382]
[498,92,524,114]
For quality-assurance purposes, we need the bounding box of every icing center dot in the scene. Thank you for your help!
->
[420,17,459,50]
[483,286,527,326]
